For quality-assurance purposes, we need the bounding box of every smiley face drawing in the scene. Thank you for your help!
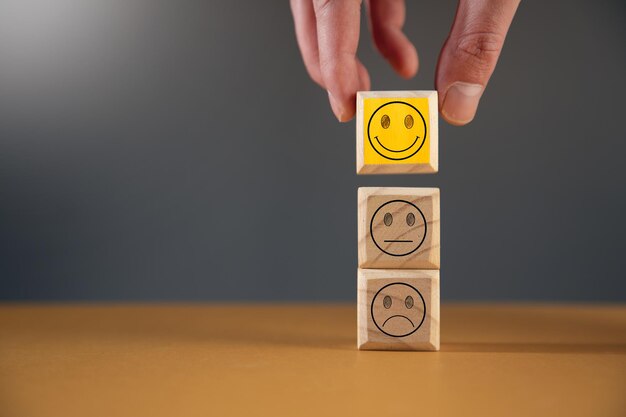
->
[370,200,427,257]
[371,282,426,337]
[367,101,427,161]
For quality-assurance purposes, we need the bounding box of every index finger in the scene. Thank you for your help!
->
[314,0,370,121]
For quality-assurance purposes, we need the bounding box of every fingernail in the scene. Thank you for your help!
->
[328,90,349,122]
[442,82,484,125]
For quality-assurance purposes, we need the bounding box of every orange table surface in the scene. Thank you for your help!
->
[1,303,625,417]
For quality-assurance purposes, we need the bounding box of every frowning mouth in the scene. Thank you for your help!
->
[384,239,413,243]
[375,135,420,153]
[382,315,414,328]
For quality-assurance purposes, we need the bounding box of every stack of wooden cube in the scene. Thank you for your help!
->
[356,91,441,351]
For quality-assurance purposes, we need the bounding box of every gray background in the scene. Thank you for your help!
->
[0,0,624,301]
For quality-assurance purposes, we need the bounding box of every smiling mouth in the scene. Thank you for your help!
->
[375,135,420,153]
[382,315,414,328]
[384,239,413,243]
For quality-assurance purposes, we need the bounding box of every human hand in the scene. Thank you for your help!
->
[290,0,520,125]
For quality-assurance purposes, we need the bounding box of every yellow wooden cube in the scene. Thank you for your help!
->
[356,91,438,174]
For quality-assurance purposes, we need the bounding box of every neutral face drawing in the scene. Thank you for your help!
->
[366,101,427,161]
[371,282,426,337]
[370,199,427,257]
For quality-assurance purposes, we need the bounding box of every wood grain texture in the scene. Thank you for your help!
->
[358,187,440,269]
[1,303,625,417]
[356,91,438,175]
[358,269,440,351]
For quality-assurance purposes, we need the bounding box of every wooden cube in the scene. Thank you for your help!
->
[356,91,438,175]
[358,268,440,351]
[358,187,440,269]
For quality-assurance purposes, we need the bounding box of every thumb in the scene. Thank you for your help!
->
[436,0,520,125]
